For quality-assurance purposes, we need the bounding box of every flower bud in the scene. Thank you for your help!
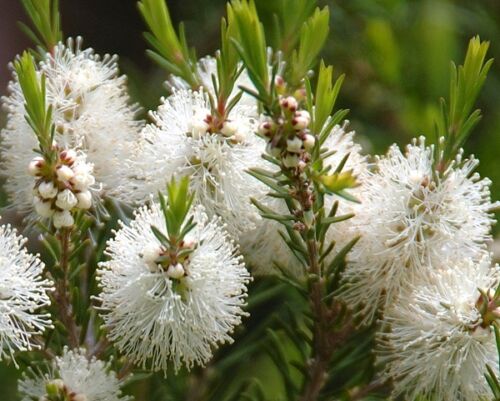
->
[38,181,58,199]
[293,88,307,102]
[303,134,316,151]
[282,153,300,168]
[73,394,88,401]
[257,121,271,135]
[28,157,44,176]
[71,167,95,192]
[286,136,303,153]
[76,191,92,210]
[56,189,78,210]
[280,96,298,112]
[34,197,55,218]
[258,121,275,142]
[167,263,185,279]
[182,237,196,249]
[292,110,311,130]
[59,149,77,164]
[220,120,238,137]
[53,210,74,228]
[56,165,75,182]
[275,75,285,91]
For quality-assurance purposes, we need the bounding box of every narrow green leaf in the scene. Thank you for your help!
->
[138,0,199,87]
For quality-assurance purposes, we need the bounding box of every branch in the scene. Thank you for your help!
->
[53,227,80,348]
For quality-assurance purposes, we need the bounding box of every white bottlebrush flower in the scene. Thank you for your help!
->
[240,121,367,276]
[340,137,499,324]
[1,37,140,214]
[0,224,53,362]
[377,256,500,401]
[169,55,257,108]
[18,347,131,401]
[121,89,267,236]
[96,202,250,373]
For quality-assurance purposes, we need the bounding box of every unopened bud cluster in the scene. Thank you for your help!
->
[29,147,95,228]
[274,75,307,102]
[141,238,196,283]
[189,112,246,144]
[258,96,318,230]
[41,378,87,401]
[259,95,316,170]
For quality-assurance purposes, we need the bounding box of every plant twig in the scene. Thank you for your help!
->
[53,227,80,348]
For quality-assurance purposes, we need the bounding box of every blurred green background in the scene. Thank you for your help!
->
[0,0,499,399]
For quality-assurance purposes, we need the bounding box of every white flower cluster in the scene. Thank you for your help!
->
[1,37,140,214]
[30,148,96,228]
[97,203,250,373]
[378,256,499,401]
[120,89,267,237]
[341,137,499,322]
[19,347,130,401]
[0,224,53,362]
[338,136,500,399]
[1,23,498,401]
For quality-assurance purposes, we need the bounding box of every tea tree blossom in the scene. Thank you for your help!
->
[378,256,500,401]
[97,197,250,373]
[1,37,140,213]
[121,89,266,236]
[340,137,498,323]
[0,224,53,361]
[18,347,131,401]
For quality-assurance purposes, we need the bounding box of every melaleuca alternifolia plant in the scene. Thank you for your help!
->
[0,0,499,400]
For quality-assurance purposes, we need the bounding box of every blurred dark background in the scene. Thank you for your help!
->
[0,0,499,399]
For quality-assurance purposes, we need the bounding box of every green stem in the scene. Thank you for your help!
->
[54,227,80,348]
[300,239,331,401]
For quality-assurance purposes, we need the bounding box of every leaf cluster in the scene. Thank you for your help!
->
[138,0,199,89]
[212,14,243,112]
[14,52,55,157]
[19,0,62,52]
[287,7,330,87]
[152,177,196,249]
[257,0,316,58]
[434,36,492,169]
[228,0,270,104]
